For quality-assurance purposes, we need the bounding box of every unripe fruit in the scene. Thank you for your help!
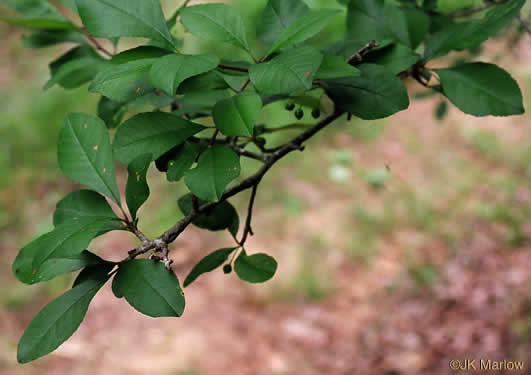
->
[223,264,232,274]
[285,102,295,111]
[312,108,321,119]
[295,108,304,120]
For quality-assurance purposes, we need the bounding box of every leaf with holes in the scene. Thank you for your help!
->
[114,259,185,317]
[184,146,241,202]
[213,92,262,137]
[58,113,121,205]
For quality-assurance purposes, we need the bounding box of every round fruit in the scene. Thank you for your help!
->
[223,264,232,274]
[312,108,321,119]
[285,102,295,111]
[295,108,304,120]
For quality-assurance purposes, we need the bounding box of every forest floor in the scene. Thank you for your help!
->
[1,27,531,375]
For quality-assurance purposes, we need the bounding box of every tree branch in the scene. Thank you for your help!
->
[240,184,258,246]
[123,110,345,261]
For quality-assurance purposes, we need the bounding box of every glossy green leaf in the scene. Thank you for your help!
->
[75,0,175,50]
[403,8,430,49]
[113,112,206,165]
[266,10,340,56]
[435,63,524,117]
[89,58,158,103]
[166,143,203,182]
[180,4,249,51]
[149,53,220,95]
[183,248,237,287]
[256,0,310,43]
[213,92,263,137]
[126,153,151,221]
[111,46,171,64]
[97,97,128,129]
[53,189,122,232]
[45,46,110,90]
[315,55,361,80]
[250,46,323,95]
[114,259,185,317]
[363,43,420,74]
[177,70,229,94]
[12,218,107,284]
[322,63,409,120]
[17,265,111,363]
[72,261,115,288]
[184,146,241,202]
[424,0,526,58]
[58,113,121,205]
[178,193,240,233]
[111,274,123,298]
[346,0,410,46]
[234,250,277,283]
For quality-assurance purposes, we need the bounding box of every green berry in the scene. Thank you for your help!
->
[285,102,295,111]
[223,264,232,274]
[312,108,321,119]
[295,108,304,120]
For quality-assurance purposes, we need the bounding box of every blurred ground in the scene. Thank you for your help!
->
[1,2,531,375]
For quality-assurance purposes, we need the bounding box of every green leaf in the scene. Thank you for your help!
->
[44,46,110,90]
[256,0,311,43]
[72,261,115,288]
[53,189,122,232]
[234,250,277,283]
[1,0,75,30]
[58,113,121,205]
[250,46,323,95]
[183,248,237,287]
[166,143,203,182]
[17,265,111,363]
[89,58,158,103]
[149,53,220,95]
[315,55,361,80]
[434,63,524,117]
[22,30,85,49]
[346,0,410,46]
[113,112,206,165]
[126,153,151,221]
[75,0,175,50]
[111,274,123,298]
[424,0,526,58]
[178,193,240,233]
[12,218,107,284]
[111,46,171,64]
[114,259,185,317]
[403,8,430,49]
[97,97,128,129]
[322,63,409,120]
[184,146,241,202]
[180,4,249,51]
[177,71,229,94]
[266,10,340,56]
[363,43,420,74]
[213,92,263,137]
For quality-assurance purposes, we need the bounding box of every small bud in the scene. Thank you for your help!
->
[295,108,304,120]
[312,108,321,119]
[223,264,232,274]
[285,102,295,111]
